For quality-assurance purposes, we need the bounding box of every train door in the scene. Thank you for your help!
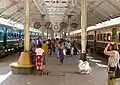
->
[112,28,117,42]
[93,31,96,52]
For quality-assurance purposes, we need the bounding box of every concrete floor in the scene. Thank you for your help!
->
[0,53,118,85]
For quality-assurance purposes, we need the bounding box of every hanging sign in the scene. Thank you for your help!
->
[60,22,67,28]
[45,22,52,29]
[53,24,61,32]
[71,23,78,28]
[33,22,41,29]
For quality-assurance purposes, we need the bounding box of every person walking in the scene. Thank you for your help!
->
[35,44,45,76]
[59,39,65,64]
[66,41,71,56]
[42,41,48,64]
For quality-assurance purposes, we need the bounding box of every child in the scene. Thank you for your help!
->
[35,44,45,76]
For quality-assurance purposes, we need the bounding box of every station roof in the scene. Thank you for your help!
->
[0,0,120,33]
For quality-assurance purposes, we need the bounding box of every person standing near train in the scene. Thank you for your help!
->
[66,40,71,56]
[104,42,119,85]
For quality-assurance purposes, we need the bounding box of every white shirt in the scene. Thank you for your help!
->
[66,42,71,49]
[108,51,120,67]
[35,48,44,55]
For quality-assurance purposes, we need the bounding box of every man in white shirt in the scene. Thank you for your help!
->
[66,41,71,56]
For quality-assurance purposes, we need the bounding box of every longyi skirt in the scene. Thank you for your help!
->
[36,55,44,71]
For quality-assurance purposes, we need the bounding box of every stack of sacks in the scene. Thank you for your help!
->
[78,60,92,74]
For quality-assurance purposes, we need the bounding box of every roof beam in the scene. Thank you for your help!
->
[106,0,120,11]
[32,0,44,15]
[94,9,110,20]
[89,11,104,23]
[0,0,21,15]
[7,7,24,18]
[8,1,34,20]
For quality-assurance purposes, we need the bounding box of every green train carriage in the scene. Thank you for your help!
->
[0,23,41,58]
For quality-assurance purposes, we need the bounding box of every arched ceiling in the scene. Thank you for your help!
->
[0,0,120,33]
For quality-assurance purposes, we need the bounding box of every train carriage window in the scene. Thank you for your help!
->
[119,33,120,42]
[8,33,11,40]
[91,35,93,40]
[97,34,99,40]
[90,35,91,40]
[0,32,2,40]
[100,34,103,41]
[103,34,107,41]
[14,33,16,38]
[11,33,13,39]
[88,35,93,40]
[107,33,111,41]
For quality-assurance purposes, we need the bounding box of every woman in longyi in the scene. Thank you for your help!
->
[35,44,45,76]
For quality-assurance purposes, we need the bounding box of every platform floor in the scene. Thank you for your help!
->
[0,53,119,85]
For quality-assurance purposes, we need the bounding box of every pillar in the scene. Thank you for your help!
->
[67,15,72,39]
[41,15,45,39]
[10,0,33,74]
[18,0,32,66]
[47,28,48,39]
[24,0,30,51]
[54,32,57,38]
[108,71,117,85]
[42,30,44,39]
[81,0,87,61]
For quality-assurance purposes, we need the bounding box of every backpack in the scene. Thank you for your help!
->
[114,51,120,78]
[115,59,120,78]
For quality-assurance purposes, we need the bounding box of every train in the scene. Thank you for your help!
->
[0,23,41,58]
[70,24,120,54]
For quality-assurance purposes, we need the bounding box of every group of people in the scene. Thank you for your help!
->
[30,38,83,75]
[30,38,53,76]
[30,42,46,75]
[29,36,120,78]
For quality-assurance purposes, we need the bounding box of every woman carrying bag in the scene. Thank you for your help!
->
[104,42,119,85]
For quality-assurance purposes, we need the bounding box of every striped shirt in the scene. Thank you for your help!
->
[108,51,120,67]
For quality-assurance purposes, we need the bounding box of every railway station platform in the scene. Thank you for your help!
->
[0,53,120,85]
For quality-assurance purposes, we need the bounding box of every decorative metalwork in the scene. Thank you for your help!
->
[33,22,41,29]
[45,22,52,29]
[60,22,67,28]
